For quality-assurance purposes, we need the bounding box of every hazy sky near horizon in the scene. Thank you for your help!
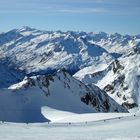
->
[0,0,140,34]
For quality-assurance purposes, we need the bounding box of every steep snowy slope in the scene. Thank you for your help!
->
[11,69,128,113]
[74,45,140,111]
[0,88,48,122]
[0,70,127,122]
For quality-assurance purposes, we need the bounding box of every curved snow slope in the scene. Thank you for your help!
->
[51,112,132,123]
[0,85,96,123]
[0,87,94,123]
[41,106,131,123]
[41,106,76,122]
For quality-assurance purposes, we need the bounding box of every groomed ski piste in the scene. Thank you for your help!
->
[0,107,140,140]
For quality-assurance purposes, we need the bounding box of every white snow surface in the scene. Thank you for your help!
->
[42,106,130,123]
[0,112,139,140]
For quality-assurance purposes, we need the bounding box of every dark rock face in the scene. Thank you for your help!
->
[112,60,124,74]
[81,93,117,112]
[81,93,97,106]
[81,93,111,112]
[103,99,110,111]
[81,93,100,111]
[122,102,138,109]
[104,84,114,92]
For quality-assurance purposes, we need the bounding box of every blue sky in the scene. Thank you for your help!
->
[0,0,140,34]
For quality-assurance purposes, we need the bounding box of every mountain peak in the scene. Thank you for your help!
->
[18,26,36,32]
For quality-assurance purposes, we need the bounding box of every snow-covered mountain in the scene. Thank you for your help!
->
[0,26,140,120]
[0,27,139,76]
[87,32,140,55]
[74,45,140,111]
[0,26,116,76]
[0,70,127,122]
